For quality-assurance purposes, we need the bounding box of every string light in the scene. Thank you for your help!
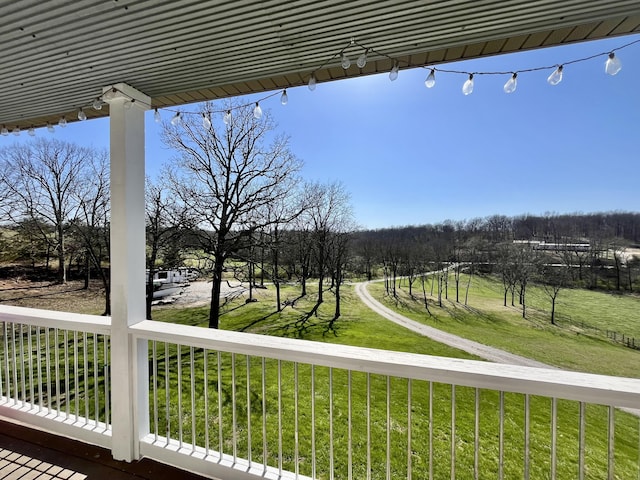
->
[154,108,161,123]
[389,61,399,81]
[605,52,622,75]
[2,37,637,137]
[547,65,563,85]
[28,126,35,136]
[253,102,263,119]
[202,113,212,129]
[462,74,474,95]
[503,73,518,93]
[424,68,436,88]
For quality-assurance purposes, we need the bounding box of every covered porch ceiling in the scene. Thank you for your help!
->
[1,0,640,131]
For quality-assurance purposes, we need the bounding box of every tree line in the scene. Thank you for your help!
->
[1,102,638,328]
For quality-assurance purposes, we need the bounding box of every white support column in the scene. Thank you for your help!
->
[104,83,151,462]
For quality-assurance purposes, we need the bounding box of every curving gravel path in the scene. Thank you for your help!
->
[355,280,553,369]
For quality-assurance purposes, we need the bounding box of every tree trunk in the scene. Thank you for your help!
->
[209,255,225,329]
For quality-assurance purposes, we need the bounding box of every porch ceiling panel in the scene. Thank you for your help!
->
[1,0,640,130]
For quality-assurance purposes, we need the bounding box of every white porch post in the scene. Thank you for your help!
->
[104,83,151,462]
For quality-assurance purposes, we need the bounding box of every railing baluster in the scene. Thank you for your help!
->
[2,322,8,401]
[165,342,170,445]
[261,357,267,475]
[367,372,371,480]
[451,384,456,480]
[217,351,223,458]
[579,402,585,480]
[348,370,353,480]
[12,323,19,405]
[407,378,412,480]
[247,355,252,467]
[36,326,43,410]
[429,381,433,480]
[190,346,196,452]
[311,364,316,480]
[73,331,79,419]
[27,326,34,405]
[329,367,334,480]
[83,331,88,422]
[387,375,391,480]
[63,330,69,416]
[203,349,209,456]
[19,324,26,404]
[152,340,158,442]
[54,328,60,412]
[608,406,615,480]
[551,398,557,480]
[44,327,50,410]
[104,335,110,428]
[499,391,504,480]
[231,352,237,463]
[278,359,283,477]
[93,333,99,427]
[474,388,480,480]
[178,344,183,449]
[524,394,530,480]
[294,362,299,479]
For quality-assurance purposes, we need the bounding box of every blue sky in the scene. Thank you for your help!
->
[5,35,639,230]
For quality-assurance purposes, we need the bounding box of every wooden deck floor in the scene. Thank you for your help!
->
[0,419,211,480]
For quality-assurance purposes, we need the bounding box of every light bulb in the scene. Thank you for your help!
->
[357,49,368,68]
[1,126,8,136]
[47,123,55,133]
[547,65,563,85]
[389,62,399,81]
[605,52,622,75]
[78,108,87,121]
[154,108,161,123]
[424,69,436,88]
[341,53,351,69]
[223,110,232,125]
[59,116,67,127]
[28,127,35,136]
[12,127,20,136]
[170,112,181,126]
[462,74,474,95]
[92,98,103,110]
[253,102,262,119]
[503,73,518,94]
[280,89,288,106]
[308,74,317,91]
[202,113,212,130]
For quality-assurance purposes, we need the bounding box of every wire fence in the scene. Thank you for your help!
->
[555,316,640,351]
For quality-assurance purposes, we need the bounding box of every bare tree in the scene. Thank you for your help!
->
[0,139,89,283]
[540,264,569,325]
[163,101,302,328]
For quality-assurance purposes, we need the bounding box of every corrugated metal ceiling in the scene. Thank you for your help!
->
[1,0,639,130]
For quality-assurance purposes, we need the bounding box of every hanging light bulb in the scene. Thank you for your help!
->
[58,116,67,127]
[547,65,563,85]
[92,98,103,110]
[77,108,87,121]
[1,126,8,136]
[154,108,161,123]
[424,69,436,88]
[503,73,518,93]
[308,73,317,91]
[253,102,263,119]
[47,123,55,133]
[28,126,35,136]
[462,74,474,95]
[102,88,117,101]
[389,62,399,81]
[170,112,181,126]
[280,89,288,105]
[357,49,368,68]
[341,52,351,69]
[202,113,212,130]
[605,52,622,75]
[223,110,232,125]
[12,127,20,136]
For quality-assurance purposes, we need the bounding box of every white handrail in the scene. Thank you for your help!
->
[0,305,110,335]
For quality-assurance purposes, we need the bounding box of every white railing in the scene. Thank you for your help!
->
[2,306,640,479]
[0,305,112,449]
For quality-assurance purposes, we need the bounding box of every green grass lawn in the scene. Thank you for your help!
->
[369,274,640,378]
[150,281,640,479]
